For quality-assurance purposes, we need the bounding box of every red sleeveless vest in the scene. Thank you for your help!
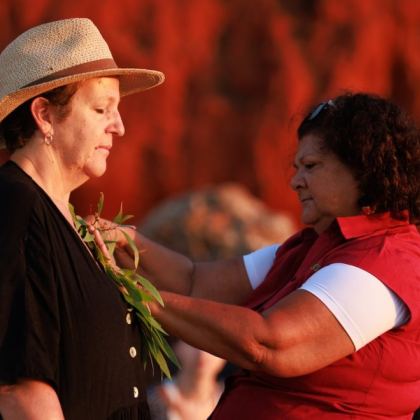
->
[211,213,420,419]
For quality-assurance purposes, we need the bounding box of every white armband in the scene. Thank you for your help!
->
[243,244,280,289]
[300,263,410,350]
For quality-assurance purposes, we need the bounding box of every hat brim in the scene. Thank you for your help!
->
[0,67,164,148]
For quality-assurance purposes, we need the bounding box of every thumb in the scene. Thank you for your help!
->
[114,247,136,270]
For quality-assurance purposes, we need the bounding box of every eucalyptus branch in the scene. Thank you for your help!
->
[69,193,179,379]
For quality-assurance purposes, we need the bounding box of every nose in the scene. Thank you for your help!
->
[290,168,305,191]
[109,110,125,137]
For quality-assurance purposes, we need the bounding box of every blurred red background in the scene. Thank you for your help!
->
[1,0,419,225]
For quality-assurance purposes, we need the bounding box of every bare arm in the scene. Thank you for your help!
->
[150,289,355,377]
[0,380,64,420]
[91,221,354,376]
[128,233,252,303]
[95,222,253,304]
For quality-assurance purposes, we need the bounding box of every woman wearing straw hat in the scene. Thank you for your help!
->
[0,18,164,419]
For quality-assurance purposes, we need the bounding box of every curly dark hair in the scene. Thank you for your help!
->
[0,83,79,152]
[297,92,420,222]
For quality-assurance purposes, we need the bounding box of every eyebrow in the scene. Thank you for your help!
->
[293,153,319,167]
[104,96,120,105]
[95,93,120,104]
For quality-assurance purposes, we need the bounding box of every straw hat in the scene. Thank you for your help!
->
[0,17,164,139]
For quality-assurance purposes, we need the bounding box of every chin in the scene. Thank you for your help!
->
[85,164,108,178]
[301,211,318,227]
[301,214,332,233]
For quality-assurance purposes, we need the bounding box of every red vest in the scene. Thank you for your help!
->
[211,214,420,419]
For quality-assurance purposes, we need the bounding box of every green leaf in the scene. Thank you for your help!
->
[68,203,83,232]
[156,335,180,368]
[69,197,179,379]
[83,231,95,242]
[78,218,88,226]
[120,214,134,224]
[113,203,134,224]
[106,241,116,256]
[136,274,164,306]
[121,230,139,269]
[97,192,104,216]
[136,311,166,333]
[68,203,77,222]
[149,340,172,379]
[112,203,124,224]
[132,301,151,318]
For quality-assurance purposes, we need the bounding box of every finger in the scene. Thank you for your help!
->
[98,218,134,245]
[115,248,136,270]
[85,214,96,225]
[97,218,117,230]
[91,226,112,261]
[120,224,137,230]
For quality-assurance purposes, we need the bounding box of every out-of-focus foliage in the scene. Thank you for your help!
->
[1,0,419,224]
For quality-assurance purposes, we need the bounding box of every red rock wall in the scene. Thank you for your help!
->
[1,0,419,224]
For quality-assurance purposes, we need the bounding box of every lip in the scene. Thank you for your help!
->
[96,145,112,153]
[300,197,313,203]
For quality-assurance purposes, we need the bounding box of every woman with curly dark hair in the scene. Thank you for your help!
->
[297,93,419,222]
[95,92,420,418]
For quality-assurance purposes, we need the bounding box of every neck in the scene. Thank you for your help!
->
[10,135,87,203]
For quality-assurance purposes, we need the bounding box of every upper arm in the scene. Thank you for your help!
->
[256,289,355,377]
[0,185,60,389]
[191,257,253,304]
[299,263,409,350]
[0,379,64,419]
[255,263,408,377]
[191,244,280,303]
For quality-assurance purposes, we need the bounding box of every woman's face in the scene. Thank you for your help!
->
[50,77,124,180]
[290,134,360,233]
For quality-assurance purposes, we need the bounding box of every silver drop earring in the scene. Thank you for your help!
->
[44,132,53,145]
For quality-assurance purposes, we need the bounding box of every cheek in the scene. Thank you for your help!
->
[77,125,96,153]
[307,178,330,202]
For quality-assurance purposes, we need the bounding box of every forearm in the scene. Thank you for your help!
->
[118,230,252,303]
[152,290,356,378]
[0,380,64,420]
[96,221,252,303]
[151,291,269,370]
[131,232,195,295]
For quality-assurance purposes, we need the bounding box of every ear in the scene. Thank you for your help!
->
[30,97,53,136]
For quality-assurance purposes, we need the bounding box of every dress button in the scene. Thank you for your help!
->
[126,312,132,325]
[133,386,139,398]
[129,346,137,358]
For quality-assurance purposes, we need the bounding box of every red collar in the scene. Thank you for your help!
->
[336,212,410,239]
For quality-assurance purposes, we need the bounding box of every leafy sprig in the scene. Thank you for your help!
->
[69,193,179,379]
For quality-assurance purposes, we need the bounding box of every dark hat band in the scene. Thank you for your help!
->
[23,58,117,88]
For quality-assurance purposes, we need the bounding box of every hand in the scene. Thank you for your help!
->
[87,222,117,267]
[85,216,135,245]
[85,216,137,270]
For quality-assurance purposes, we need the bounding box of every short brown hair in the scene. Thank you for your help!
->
[0,82,79,152]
